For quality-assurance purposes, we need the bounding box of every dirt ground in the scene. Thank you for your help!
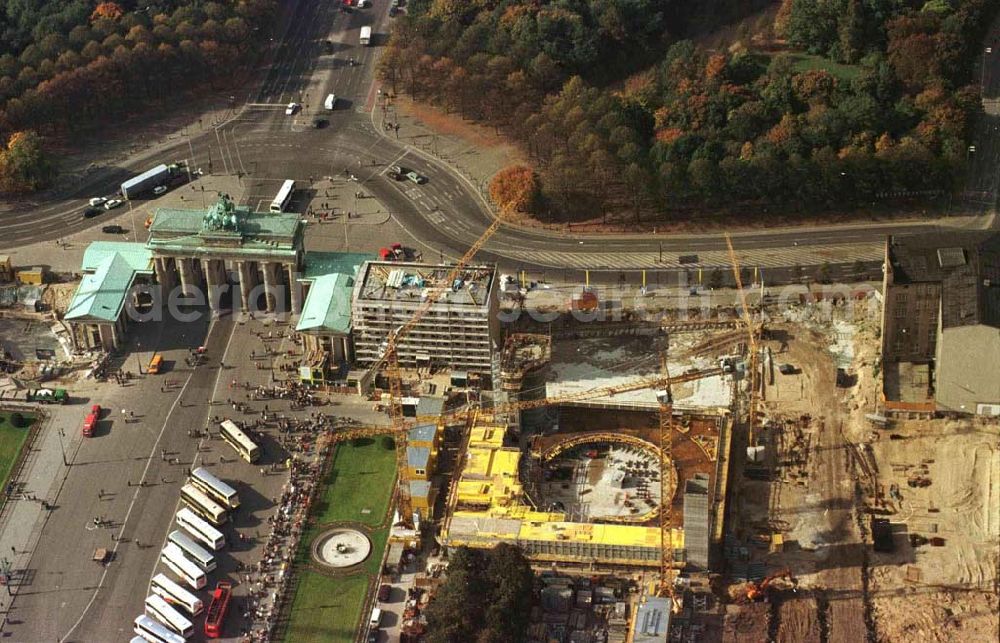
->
[865,417,999,643]
[725,301,876,642]
[727,297,999,643]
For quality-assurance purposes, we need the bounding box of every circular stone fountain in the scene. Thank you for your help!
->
[312,528,372,569]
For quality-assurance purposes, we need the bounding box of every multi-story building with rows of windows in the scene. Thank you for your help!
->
[351,261,499,373]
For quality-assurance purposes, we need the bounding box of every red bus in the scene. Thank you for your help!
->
[82,404,101,437]
[204,581,232,638]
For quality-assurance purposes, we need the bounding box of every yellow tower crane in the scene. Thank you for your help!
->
[657,354,675,602]
[377,216,504,528]
[724,233,761,447]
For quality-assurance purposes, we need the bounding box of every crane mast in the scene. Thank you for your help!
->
[381,216,504,529]
[657,355,675,602]
[724,233,761,447]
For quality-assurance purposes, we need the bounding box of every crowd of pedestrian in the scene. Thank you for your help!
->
[238,452,324,642]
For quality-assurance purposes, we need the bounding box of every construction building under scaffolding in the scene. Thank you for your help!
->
[351,261,499,373]
[440,416,716,569]
[440,326,737,571]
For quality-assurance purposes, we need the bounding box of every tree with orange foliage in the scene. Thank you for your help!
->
[0,130,52,193]
[91,2,124,22]
[489,164,541,214]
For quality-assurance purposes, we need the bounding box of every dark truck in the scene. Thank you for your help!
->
[120,162,186,199]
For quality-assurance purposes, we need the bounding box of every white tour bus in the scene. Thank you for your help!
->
[269,179,295,213]
[190,467,240,510]
[145,594,194,638]
[360,25,372,46]
[176,507,225,551]
[219,420,260,463]
[180,483,228,526]
[167,530,216,573]
[151,573,204,616]
[160,543,206,590]
[134,614,185,643]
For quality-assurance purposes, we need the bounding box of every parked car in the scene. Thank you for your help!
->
[104,198,123,210]
[88,197,107,207]
[405,171,427,184]
[83,206,102,218]
[285,102,300,115]
[101,224,124,234]
[153,185,168,196]
[377,583,391,601]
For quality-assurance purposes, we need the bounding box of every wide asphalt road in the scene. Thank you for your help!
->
[3,313,223,642]
[0,0,995,279]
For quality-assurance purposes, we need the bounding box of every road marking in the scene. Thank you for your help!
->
[145,317,239,594]
[59,319,219,643]
[379,151,409,176]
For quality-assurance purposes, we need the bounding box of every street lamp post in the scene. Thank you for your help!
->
[127,199,138,242]
[56,428,68,467]
[344,210,349,251]
[135,340,143,375]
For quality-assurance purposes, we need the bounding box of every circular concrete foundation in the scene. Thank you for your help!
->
[539,439,675,523]
[312,528,371,569]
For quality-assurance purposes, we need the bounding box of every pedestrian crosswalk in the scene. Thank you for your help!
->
[499,243,883,270]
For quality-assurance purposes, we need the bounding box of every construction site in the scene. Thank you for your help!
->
[357,266,997,643]
[240,203,998,643]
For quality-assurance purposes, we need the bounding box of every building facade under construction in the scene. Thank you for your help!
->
[351,261,499,372]
[440,413,730,570]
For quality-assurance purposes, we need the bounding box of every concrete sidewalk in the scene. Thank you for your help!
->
[373,96,520,209]
[0,405,78,619]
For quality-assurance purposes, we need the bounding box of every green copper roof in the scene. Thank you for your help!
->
[295,252,372,335]
[303,252,372,280]
[295,273,353,334]
[66,243,153,322]
[81,242,153,273]
[147,195,303,258]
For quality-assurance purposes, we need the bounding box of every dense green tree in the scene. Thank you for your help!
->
[377,0,993,217]
[425,545,533,643]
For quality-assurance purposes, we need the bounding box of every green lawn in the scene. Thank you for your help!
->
[311,437,397,527]
[283,438,397,642]
[285,527,389,643]
[787,53,862,82]
[0,412,34,494]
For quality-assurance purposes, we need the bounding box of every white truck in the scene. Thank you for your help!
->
[360,25,372,46]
